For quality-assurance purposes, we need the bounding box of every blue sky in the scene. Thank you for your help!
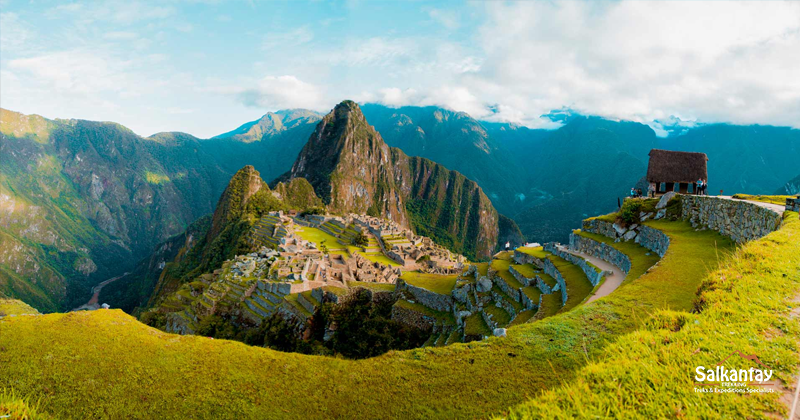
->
[2,0,799,137]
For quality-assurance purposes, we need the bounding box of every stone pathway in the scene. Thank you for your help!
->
[556,245,625,303]
[716,196,785,216]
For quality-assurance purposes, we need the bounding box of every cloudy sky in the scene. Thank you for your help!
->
[1,0,799,137]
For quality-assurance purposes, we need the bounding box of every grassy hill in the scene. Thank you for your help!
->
[508,211,800,418]
[0,215,754,419]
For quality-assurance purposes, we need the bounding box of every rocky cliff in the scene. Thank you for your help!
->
[280,101,512,260]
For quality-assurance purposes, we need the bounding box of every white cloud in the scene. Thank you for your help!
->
[461,0,800,128]
[237,75,326,110]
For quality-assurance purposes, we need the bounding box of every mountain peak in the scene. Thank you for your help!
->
[208,165,266,239]
[212,109,322,142]
[281,102,507,260]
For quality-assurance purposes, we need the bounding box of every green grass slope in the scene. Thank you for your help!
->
[508,211,800,418]
[0,219,735,419]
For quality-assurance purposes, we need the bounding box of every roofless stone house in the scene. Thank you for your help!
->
[646,149,708,196]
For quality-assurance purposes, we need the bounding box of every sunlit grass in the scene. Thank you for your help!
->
[0,219,742,419]
[732,193,793,206]
[508,212,800,418]
[400,272,458,295]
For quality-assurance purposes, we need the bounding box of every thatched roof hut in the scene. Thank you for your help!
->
[646,149,708,184]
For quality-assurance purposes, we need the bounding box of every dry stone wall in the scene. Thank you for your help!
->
[541,257,567,306]
[681,196,782,243]
[390,304,436,331]
[396,279,454,312]
[569,233,632,275]
[635,225,670,257]
[544,243,606,287]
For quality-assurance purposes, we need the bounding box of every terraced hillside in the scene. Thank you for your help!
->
[6,197,788,418]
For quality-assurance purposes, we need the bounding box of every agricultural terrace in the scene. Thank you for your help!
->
[400,272,458,295]
[0,217,753,419]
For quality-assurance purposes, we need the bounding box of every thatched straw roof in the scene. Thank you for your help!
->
[646,149,708,183]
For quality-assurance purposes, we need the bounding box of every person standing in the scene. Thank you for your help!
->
[696,178,703,195]
[648,183,656,198]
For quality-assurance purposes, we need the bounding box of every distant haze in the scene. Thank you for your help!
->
[1,0,799,137]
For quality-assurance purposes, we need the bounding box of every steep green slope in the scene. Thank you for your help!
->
[511,117,656,242]
[0,109,231,311]
[362,104,528,215]
[0,215,741,419]
[776,173,800,195]
[280,101,514,260]
[509,212,800,418]
[127,167,322,309]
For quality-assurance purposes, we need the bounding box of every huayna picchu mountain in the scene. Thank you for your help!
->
[277,100,519,260]
[100,166,323,312]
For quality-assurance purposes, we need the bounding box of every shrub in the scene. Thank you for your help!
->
[352,232,369,247]
[618,199,643,226]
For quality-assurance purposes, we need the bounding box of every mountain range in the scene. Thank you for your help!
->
[1,102,799,312]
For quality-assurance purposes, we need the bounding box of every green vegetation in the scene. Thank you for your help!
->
[0,217,743,419]
[352,231,369,247]
[347,281,396,292]
[293,226,341,249]
[510,263,537,278]
[0,299,40,317]
[144,170,170,184]
[536,271,558,289]
[475,262,489,277]
[360,252,402,267]
[534,293,562,320]
[618,197,658,226]
[508,212,800,418]
[490,251,526,289]
[547,255,594,312]
[1,388,52,420]
[516,246,547,259]
[400,272,458,295]
[484,305,511,326]
[508,309,536,327]
[574,230,661,281]
[732,193,792,206]
[268,289,429,359]
[521,286,541,303]
[394,299,455,325]
[463,312,491,337]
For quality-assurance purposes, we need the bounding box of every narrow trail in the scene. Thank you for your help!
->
[556,245,625,303]
[72,272,129,311]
